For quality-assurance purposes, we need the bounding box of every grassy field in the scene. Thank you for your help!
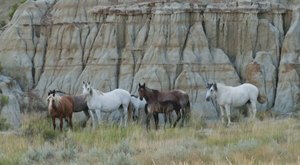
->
[0,113,300,165]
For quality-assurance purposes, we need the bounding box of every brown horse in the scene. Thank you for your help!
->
[47,92,74,131]
[150,102,174,130]
[138,83,190,130]
[48,90,90,127]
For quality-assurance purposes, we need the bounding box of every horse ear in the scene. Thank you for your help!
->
[138,83,141,87]
[206,83,211,89]
[143,83,145,87]
[213,83,218,91]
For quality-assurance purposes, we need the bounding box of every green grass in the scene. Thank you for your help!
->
[1,113,300,164]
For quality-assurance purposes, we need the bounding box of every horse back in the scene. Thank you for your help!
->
[111,88,131,102]
[158,90,189,106]
[72,95,88,112]
[60,96,74,116]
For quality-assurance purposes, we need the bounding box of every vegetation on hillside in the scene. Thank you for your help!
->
[8,0,26,20]
[0,112,300,164]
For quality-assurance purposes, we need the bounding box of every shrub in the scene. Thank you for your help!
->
[8,3,19,20]
[112,139,136,156]
[109,139,137,165]
[42,129,59,141]
[0,117,10,130]
[109,152,137,165]
[8,0,27,20]
[0,20,6,28]
[1,95,9,106]
[58,138,77,161]
[20,144,56,165]
[22,114,52,139]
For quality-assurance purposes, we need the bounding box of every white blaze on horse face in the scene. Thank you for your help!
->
[82,83,90,95]
[205,87,214,101]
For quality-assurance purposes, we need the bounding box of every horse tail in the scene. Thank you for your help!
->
[257,93,267,104]
[127,101,133,122]
[185,101,191,122]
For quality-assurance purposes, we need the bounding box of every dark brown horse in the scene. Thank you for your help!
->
[47,92,74,131]
[138,83,191,130]
[150,102,174,130]
[48,90,90,127]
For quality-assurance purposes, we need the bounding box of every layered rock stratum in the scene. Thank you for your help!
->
[0,0,299,127]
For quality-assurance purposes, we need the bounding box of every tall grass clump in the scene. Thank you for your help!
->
[0,117,10,131]
[20,139,79,165]
[21,113,60,142]
[109,139,137,165]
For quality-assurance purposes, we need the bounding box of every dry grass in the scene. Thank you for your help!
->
[0,113,300,164]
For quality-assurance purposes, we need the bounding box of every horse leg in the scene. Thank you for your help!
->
[95,109,101,125]
[153,112,159,130]
[219,106,225,124]
[146,113,151,131]
[224,105,231,126]
[69,115,73,130]
[52,117,56,130]
[82,110,90,127]
[173,110,181,128]
[169,112,172,128]
[118,107,124,127]
[164,112,167,129]
[180,108,185,127]
[246,103,252,119]
[59,116,63,131]
[250,101,257,120]
[123,104,129,127]
[88,109,96,128]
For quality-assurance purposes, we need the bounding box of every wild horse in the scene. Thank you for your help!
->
[82,81,131,127]
[138,83,190,130]
[47,92,74,131]
[205,82,266,126]
[48,89,90,127]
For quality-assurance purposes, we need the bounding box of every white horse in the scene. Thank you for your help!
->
[130,95,147,121]
[82,81,131,127]
[205,83,266,126]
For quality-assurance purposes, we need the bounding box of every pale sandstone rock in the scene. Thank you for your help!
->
[0,75,23,129]
[0,1,299,127]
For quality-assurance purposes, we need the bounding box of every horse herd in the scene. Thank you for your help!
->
[46,82,266,131]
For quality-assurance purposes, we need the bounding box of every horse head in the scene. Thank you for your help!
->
[138,83,146,100]
[205,83,217,102]
[82,81,93,96]
[48,89,56,96]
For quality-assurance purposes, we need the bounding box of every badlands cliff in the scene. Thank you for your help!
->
[0,0,299,127]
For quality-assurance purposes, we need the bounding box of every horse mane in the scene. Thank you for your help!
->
[131,95,138,98]
[94,88,104,95]
[152,89,160,95]
[52,95,62,109]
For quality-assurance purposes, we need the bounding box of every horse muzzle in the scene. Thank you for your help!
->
[206,97,210,102]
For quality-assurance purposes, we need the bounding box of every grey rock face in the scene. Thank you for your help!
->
[0,75,23,129]
[0,0,299,123]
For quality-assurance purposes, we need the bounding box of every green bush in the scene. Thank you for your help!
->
[42,129,59,141]
[0,20,6,28]
[8,0,27,20]
[1,95,9,106]
[0,117,10,130]
[8,3,19,20]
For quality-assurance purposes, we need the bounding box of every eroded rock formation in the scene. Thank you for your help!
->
[0,0,299,125]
